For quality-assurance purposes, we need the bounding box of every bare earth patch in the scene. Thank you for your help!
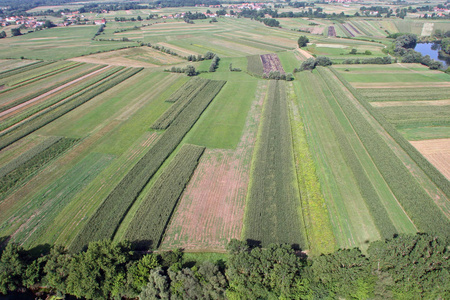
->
[296,48,314,59]
[410,139,450,181]
[160,81,268,252]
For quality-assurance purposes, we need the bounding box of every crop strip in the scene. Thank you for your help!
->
[0,67,139,151]
[0,61,52,81]
[243,80,307,248]
[329,67,450,198]
[70,80,226,252]
[319,67,450,237]
[313,71,397,239]
[247,55,264,76]
[0,137,78,202]
[0,66,122,132]
[0,65,106,114]
[124,144,205,249]
[151,78,210,129]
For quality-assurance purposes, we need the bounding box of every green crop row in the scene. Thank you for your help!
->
[125,144,205,249]
[166,77,209,103]
[0,136,62,178]
[243,80,307,248]
[0,67,137,151]
[330,67,450,199]
[6,62,85,89]
[320,67,450,237]
[314,71,397,240]
[247,55,264,76]
[0,64,107,114]
[0,61,51,81]
[0,66,122,132]
[0,137,78,201]
[70,79,226,252]
[360,88,450,102]
[151,78,210,130]
[378,106,450,128]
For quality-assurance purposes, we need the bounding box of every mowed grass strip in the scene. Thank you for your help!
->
[287,82,336,254]
[124,144,205,249]
[319,67,450,237]
[0,137,78,201]
[70,80,225,252]
[0,67,140,150]
[330,67,450,200]
[151,78,210,130]
[247,55,264,76]
[243,80,306,248]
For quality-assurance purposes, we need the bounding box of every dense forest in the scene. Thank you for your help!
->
[0,233,448,299]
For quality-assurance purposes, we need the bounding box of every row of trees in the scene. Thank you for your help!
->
[0,233,448,299]
[296,56,332,71]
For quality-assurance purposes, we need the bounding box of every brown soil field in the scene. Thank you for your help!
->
[160,81,268,252]
[371,100,450,107]
[410,139,450,181]
[353,82,450,89]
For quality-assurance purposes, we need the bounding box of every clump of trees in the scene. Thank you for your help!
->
[262,71,294,81]
[0,233,448,299]
[209,55,220,72]
[393,34,443,70]
[296,56,332,71]
[166,65,198,76]
[298,35,309,48]
[0,31,6,39]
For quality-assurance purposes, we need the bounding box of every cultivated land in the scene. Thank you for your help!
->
[0,4,449,258]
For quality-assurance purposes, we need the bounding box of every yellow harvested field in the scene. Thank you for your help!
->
[411,139,450,180]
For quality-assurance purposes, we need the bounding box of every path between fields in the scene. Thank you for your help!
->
[371,100,450,107]
[0,66,111,119]
[296,48,314,59]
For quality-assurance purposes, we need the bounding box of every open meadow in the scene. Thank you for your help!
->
[0,3,449,261]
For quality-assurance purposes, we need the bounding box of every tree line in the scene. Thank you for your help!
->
[0,233,448,299]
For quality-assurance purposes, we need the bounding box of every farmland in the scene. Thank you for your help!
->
[0,1,449,267]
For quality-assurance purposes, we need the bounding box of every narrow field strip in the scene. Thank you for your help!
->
[287,82,336,254]
[371,100,450,107]
[124,144,205,249]
[0,66,122,131]
[0,61,51,81]
[320,67,450,237]
[70,80,226,252]
[151,78,210,129]
[161,80,266,252]
[247,55,264,76]
[0,137,78,202]
[0,67,140,151]
[0,65,110,119]
[330,67,450,198]
[243,80,307,248]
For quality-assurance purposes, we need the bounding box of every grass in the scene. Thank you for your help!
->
[186,79,257,149]
[277,51,300,74]
[0,26,137,60]
[398,126,450,141]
